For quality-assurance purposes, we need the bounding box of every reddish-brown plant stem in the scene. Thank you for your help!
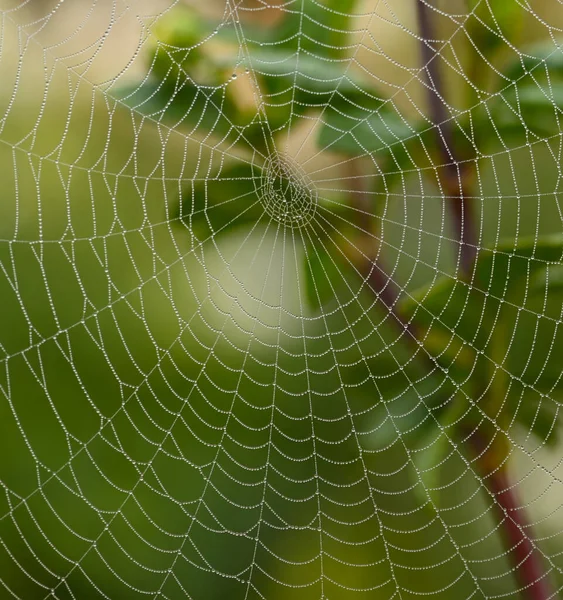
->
[413,3,553,597]
[415,0,477,274]
[346,140,551,600]
[347,29,551,600]
[466,429,555,600]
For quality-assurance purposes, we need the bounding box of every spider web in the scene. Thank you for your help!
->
[1,0,563,598]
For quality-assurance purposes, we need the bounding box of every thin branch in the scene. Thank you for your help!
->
[415,0,477,274]
[466,430,555,600]
[414,4,552,598]
[348,141,554,600]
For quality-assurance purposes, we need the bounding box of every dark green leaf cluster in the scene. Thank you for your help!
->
[114,0,563,511]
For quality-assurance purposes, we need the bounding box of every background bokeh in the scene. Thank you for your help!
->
[2,1,563,598]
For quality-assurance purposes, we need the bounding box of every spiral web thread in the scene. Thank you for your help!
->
[2,0,563,598]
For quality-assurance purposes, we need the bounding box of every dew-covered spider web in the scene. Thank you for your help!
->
[3,0,563,598]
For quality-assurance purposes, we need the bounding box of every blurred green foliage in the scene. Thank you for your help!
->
[112,1,563,596]
[3,1,563,598]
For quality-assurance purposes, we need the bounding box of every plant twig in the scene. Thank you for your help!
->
[415,0,477,274]
[348,155,552,600]
[466,429,555,600]
[414,4,553,598]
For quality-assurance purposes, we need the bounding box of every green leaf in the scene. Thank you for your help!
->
[179,161,265,240]
[466,0,525,59]
[513,391,562,448]
[485,81,563,139]
[273,0,360,60]
[499,288,563,396]
[317,105,435,201]
[247,50,374,95]
[113,79,234,134]
[147,5,261,82]
[484,41,563,139]
[318,95,543,171]
[316,104,491,194]
[360,373,454,452]
[459,40,563,150]
[400,235,563,452]
[318,106,417,157]
[303,243,349,311]
[502,40,563,84]
[400,234,563,382]
[217,48,384,128]
[192,45,385,133]
[134,4,380,136]
[113,77,269,151]
[148,5,207,81]
[475,233,563,301]
[400,274,487,363]
[531,263,563,294]
[403,233,563,322]
[506,81,563,109]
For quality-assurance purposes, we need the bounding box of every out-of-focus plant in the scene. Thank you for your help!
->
[116,1,563,597]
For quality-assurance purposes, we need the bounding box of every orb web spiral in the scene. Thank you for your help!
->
[260,152,317,228]
[1,1,563,600]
